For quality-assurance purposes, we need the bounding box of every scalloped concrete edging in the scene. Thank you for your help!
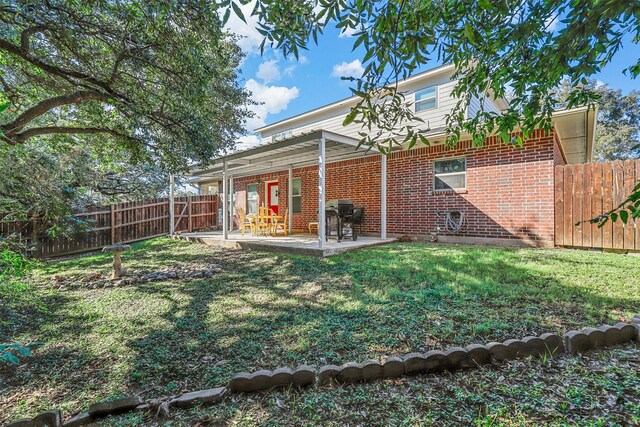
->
[7,318,639,427]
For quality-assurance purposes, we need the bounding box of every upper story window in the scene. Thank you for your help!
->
[415,86,438,112]
[434,158,466,191]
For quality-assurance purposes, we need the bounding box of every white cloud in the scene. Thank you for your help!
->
[235,80,298,150]
[244,79,299,131]
[282,55,309,77]
[284,65,296,77]
[339,26,359,38]
[256,60,281,83]
[223,1,263,55]
[236,134,262,151]
[545,15,559,32]
[331,59,365,78]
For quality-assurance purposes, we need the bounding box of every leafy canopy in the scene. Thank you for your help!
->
[233,0,639,151]
[0,140,174,234]
[0,0,250,171]
[591,84,640,162]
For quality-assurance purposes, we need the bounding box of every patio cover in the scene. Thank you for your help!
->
[189,129,388,249]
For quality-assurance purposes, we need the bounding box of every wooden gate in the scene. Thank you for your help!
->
[554,160,640,249]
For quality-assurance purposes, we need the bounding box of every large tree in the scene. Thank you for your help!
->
[0,0,250,171]
[555,79,640,161]
[238,0,638,149]
[592,84,640,162]
[0,139,175,236]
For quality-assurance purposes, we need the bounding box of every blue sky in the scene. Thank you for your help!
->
[225,8,639,150]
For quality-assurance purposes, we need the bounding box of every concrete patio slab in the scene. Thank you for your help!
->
[172,231,396,257]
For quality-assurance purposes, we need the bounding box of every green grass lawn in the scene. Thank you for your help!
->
[1,237,639,425]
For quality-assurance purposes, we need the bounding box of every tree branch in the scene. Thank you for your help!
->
[1,91,112,138]
[0,74,19,105]
[10,126,127,144]
[0,36,125,100]
[20,25,47,52]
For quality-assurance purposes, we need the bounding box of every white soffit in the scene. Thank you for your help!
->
[552,107,596,164]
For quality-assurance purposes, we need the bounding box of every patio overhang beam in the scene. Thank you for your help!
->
[193,130,362,179]
[220,149,373,180]
[215,141,346,174]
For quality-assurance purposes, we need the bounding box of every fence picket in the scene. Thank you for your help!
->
[602,162,614,248]
[554,161,639,250]
[0,195,218,257]
[623,160,636,250]
[554,166,564,246]
[563,166,574,246]
[572,164,584,247]
[636,160,640,251]
[613,161,625,249]
[582,164,592,247]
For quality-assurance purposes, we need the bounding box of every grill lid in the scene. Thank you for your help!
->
[326,199,354,209]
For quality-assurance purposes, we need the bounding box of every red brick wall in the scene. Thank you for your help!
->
[227,157,382,233]
[223,129,559,245]
[386,129,557,244]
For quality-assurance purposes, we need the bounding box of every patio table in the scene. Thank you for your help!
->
[247,214,283,236]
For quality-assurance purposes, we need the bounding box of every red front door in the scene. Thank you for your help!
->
[267,182,279,214]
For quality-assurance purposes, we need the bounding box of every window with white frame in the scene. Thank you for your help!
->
[434,158,466,191]
[206,184,219,196]
[415,86,437,112]
[292,178,302,214]
[247,183,258,215]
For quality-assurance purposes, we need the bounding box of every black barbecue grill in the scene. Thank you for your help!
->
[325,199,357,242]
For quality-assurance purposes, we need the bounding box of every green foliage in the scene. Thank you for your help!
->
[0,241,41,365]
[230,0,638,152]
[592,85,640,162]
[557,79,640,162]
[0,140,173,233]
[590,180,640,227]
[0,0,250,171]
[0,245,31,278]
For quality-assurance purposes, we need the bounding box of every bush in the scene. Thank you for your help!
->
[0,237,41,363]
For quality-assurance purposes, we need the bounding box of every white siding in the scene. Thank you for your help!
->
[467,93,502,119]
[260,70,504,143]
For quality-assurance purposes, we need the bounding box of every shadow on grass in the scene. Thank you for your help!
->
[5,239,639,421]
[111,241,640,399]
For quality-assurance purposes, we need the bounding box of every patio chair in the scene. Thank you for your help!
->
[308,220,319,234]
[255,206,271,236]
[273,208,289,236]
[353,207,364,235]
[238,208,255,237]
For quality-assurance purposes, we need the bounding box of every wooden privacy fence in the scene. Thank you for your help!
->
[555,160,640,250]
[0,195,218,258]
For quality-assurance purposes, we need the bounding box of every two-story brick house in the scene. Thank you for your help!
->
[193,64,595,248]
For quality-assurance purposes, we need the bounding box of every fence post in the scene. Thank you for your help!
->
[169,175,175,235]
[110,204,116,244]
[188,197,193,232]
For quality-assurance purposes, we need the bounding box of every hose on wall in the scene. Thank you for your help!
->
[436,210,467,234]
